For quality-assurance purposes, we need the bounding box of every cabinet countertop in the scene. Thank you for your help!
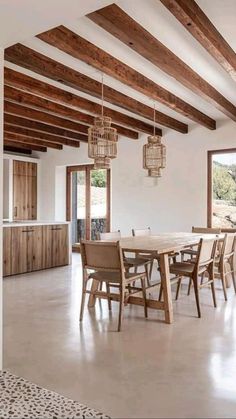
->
[3,221,70,228]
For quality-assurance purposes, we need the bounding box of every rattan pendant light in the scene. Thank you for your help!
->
[88,74,118,169]
[143,104,166,177]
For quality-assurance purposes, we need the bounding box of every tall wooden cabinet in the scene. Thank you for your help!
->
[13,160,37,220]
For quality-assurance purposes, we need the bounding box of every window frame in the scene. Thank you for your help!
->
[207,148,236,231]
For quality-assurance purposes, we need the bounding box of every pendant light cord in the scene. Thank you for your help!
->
[153,102,156,137]
[101,73,104,118]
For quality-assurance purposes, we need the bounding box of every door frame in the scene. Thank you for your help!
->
[66,164,111,243]
[207,148,236,231]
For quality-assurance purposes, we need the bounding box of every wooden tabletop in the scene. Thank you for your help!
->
[120,232,223,255]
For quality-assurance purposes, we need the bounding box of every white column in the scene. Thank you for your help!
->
[0,48,4,369]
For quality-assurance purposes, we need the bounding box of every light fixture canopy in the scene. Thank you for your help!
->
[88,75,118,169]
[143,104,166,177]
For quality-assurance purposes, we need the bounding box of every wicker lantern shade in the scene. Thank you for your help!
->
[88,116,118,169]
[143,135,166,177]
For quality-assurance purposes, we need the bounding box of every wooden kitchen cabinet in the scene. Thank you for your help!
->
[3,228,12,277]
[3,224,69,277]
[13,160,37,220]
[11,227,29,275]
[43,225,69,269]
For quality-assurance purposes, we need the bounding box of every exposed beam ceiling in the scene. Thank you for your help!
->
[160,0,236,82]
[4,123,80,148]
[4,145,32,155]
[36,25,216,129]
[87,4,236,122]
[4,85,144,138]
[4,137,47,152]
[4,114,85,142]
[4,68,160,136]
[4,131,62,150]
[4,45,189,133]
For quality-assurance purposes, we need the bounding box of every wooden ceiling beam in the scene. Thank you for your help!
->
[160,0,236,82]
[37,25,216,129]
[4,87,138,139]
[4,138,47,152]
[5,100,90,135]
[4,71,159,136]
[6,101,132,141]
[87,5,236,121]
[4,113,85,142]
[4,124,81,148]
[4,132,62,150]
[4,145,32,155]
[4,46,189,133]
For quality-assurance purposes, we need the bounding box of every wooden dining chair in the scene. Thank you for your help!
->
[181,227,221,261]
[169,238,218,318]
[80,240,148,331]
[132,227,155,285]
[214,233,236,300]
[98,230,151,284]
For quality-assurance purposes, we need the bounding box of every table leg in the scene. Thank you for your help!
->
[88,279,99,308]
[159,253,173,324]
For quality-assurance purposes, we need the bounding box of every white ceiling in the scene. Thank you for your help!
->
[2,0,236,134]
[0,0,112,48]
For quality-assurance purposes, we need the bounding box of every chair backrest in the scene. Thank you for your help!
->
[221,233,236,260]
[132,227,151,237]
[196,238,217,269]
[80,240,124,272]
[192,226,221,234]
[99,230,121,241]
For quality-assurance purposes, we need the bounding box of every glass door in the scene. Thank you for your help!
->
[67,165,111,246]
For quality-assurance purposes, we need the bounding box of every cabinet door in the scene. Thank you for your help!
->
[27,175,37,220]
[11,227,28,275]
[42,226,53,269]
[13,160,37,220]
[3,228,12,277]
[52,225,69,267]
[13,174,28,220]
[27,226,43,272]
[42,225,69,269]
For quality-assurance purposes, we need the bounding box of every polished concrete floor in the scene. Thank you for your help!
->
[3,254,236,418]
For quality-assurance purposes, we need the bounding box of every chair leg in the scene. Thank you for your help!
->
[200,272,205,285]
[117,286,125,332]
[187,278,192,295]
[192,278,201,318]
[210,280,217,308]
[106,282,112,311]
[221,265,228,301]
[149,259,154,283]
[175,277,182,300]
[80,280,87,322]
[158,283,163,301]
[145,263,151,287]
[141,277,148,318]
[230,257,236,294]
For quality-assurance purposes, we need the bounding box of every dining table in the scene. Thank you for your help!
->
[88,232,224,324]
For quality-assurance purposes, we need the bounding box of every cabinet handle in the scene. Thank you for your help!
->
[22,229,34,233]
[51,227,62,231]
[14,207,17,217]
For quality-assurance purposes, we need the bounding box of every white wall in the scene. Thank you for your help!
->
[36,120,236,235]
[0,49,4,369]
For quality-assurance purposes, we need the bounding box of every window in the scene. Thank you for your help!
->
[208,149,236,229]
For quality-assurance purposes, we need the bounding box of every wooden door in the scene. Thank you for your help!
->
[27,226,43,272]
[11,227,28,275]
[3,228,12,277]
